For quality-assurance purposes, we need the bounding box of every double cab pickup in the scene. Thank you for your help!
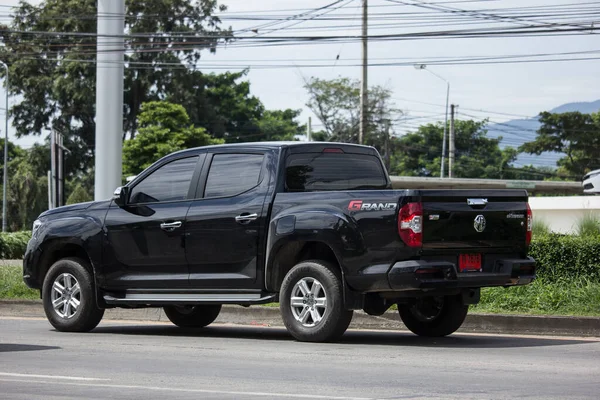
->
[24,142,535,342]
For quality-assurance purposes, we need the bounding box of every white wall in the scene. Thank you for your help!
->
[529,196,600,234]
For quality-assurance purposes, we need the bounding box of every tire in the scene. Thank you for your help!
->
[398,295,468,337]
[42,257,104,332]
[163,305,222,328]
[280,260,353,342]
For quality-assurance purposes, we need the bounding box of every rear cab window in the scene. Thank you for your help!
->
[285,151,388,192]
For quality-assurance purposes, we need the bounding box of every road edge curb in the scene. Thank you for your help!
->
[1,299,598,337]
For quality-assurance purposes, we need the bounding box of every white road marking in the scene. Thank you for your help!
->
[0,378,374,400]
[0,372,109,381]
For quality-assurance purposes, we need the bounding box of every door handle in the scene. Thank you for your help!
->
[235,213,258,224]
[160,221,182,231]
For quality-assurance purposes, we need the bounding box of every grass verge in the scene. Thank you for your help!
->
[0,262,38,300]
[472,278,600,317]
[1,262,599,317]
[261,279,600,317]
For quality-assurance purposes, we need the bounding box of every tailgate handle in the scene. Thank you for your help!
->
[467,198,488,207]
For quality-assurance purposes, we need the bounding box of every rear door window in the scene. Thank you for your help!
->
[204,154,264,198]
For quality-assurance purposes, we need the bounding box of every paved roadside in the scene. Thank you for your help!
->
[1,299,599,337]
[3,318,600,400]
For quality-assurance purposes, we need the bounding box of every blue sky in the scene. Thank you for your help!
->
[1,0,598,149]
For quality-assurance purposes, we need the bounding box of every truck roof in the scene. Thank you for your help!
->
[169,141,379,160]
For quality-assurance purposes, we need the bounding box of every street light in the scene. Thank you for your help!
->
[414,64,450,178]
[0,61,8,232]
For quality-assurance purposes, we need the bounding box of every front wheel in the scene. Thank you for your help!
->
[42,258,105,332]
[280,260,353,342]
[398,295,468,337]
[163,305,222,328]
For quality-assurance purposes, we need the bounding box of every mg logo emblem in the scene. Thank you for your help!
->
[474,215,486,233]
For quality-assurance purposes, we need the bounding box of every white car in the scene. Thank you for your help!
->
[583,169,600,194]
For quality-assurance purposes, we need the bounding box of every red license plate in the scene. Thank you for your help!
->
[459,254,482,272]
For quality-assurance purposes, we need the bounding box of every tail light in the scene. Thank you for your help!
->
[398,202,423,247]
[526,203,533,245]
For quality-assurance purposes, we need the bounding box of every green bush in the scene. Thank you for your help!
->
[0,231,32,259]
[529,233,600,283]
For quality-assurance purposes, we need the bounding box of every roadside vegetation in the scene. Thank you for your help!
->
[0,260,37,300]
[472,279,600,316]
[1,230,599,317]
[474,231,600,316]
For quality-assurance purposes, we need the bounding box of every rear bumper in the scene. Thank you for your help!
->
[347,257,535,293]
[388,257,535,291]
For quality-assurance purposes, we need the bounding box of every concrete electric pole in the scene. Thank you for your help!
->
[94,0,125,200]
[359,0,368,145]
[449,104,457,178]
[1,61,8,232]
[307,116,312,142]
[413,64,450,178]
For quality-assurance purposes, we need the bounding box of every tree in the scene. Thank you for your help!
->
[122,101,223,176]
[6,154,48,231]
[0,0,229,177]
[304,77,402,158]
[391,120,520,179]
[256,110,305,141]
[168,70,305,142]
[168,70,265,142]
[0,138,25,183]
[66,183,92,205]
[520,111,600,177]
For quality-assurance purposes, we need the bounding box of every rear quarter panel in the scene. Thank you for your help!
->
[265,190,415,291]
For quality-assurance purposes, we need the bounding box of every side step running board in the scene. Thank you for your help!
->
[103,292,277,306]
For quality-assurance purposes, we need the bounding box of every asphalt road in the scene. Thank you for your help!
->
[1,317,599,400]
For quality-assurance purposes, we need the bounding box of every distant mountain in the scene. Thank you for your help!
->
[551,99,600,114]
[486,99,600,168]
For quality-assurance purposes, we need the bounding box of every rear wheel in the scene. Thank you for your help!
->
[42,258,104,332]
[398,295,468,337]
[280,260,353,342]
[163,305,222,328]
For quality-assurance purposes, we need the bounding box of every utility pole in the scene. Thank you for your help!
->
[413,64,449,178]
[384,119,391,172]
[47,171,53,210]
[441,82,449,178]
[57,132,65,206]
[50,129,56,208]
[307,117,312,142]
[449,104,455,178]
[50,130,68,208]
[94,0,125,200]
[1,61,9,232]
[359,0,368,145]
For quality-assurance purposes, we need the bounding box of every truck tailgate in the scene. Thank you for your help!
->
[419,190,530,251]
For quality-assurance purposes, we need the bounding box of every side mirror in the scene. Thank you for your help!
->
[113,186,129,208]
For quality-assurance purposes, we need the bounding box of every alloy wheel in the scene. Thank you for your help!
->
[51,273,81,319]
[290,277,328,327]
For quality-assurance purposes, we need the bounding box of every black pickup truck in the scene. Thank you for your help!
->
[24,142,535,342]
